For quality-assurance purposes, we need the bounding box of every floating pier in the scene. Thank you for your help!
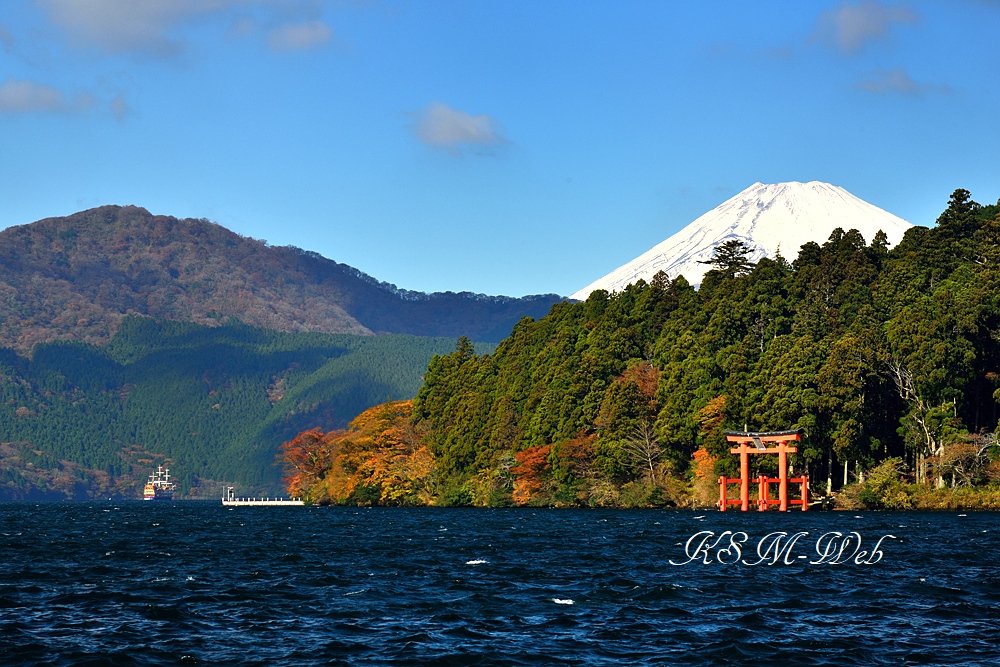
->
[222,487,304,506]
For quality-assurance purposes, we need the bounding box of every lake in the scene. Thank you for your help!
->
[1,503,998,665]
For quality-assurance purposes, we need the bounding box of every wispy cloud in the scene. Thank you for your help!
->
[0,24,13,52]
[856,67,950,95]
[412,102,506,154]
[109,94,130,120]
[37,0,234,56]
[266,20,332,52]
[0,78,128,117]
[0,78,80,113]
[37,1,333,57]
[709,42,735,55]
[758,45,795,61]
[814,1,919,53]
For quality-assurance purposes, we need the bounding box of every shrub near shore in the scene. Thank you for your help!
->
[838,455,1000,510]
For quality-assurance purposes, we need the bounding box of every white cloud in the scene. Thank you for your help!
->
[0,79,70,113]
[858,67,919,94]
[37,0,238,55]
[412,102,506,153]
[266,20,332,52]
[0,78,127,116]
[856,67,949,95]
[36,1,339,58]
[815,1,919,53]
[37,1,330,56]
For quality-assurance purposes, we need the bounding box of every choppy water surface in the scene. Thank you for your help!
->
[1,503,998,666]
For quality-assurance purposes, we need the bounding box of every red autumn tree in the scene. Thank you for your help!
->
[278,428,333,499]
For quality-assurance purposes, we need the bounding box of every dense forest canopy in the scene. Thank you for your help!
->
[0,316,476,499]
[307,188,1000,508]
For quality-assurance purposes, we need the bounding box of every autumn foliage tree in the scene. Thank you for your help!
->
[510,444,551,505]
[279,428,333,500]
[279,400,436,505]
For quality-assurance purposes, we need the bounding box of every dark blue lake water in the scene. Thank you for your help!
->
[1,503,998,666]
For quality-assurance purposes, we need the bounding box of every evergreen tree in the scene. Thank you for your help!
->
[700,239,756,279]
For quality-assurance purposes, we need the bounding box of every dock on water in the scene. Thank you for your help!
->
[223,487,304,506]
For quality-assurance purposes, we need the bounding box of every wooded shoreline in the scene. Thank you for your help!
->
[282,190,1000,511]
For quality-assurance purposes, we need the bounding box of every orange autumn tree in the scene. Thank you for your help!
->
[278,400,436,505]
[510,444,551,505]
[691,448,717,483]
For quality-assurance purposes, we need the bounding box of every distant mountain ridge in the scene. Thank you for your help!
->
[0,205,562,352]
[571,181,912,298]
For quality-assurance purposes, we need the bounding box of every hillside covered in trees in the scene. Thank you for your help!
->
[0,316,471,499]
[0,205,561,352]
[283,189,1000,508]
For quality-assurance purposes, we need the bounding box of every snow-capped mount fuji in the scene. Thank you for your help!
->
[570,181,912,300]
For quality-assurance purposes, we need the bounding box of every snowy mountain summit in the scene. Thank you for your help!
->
[570,181,912,300]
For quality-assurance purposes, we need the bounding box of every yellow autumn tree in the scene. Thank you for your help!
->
[690,395,726,506]
[280,400,437,505]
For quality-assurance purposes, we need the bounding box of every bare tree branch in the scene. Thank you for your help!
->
[621,422,664,481]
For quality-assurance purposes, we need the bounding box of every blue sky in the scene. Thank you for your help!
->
[1,1,998,297]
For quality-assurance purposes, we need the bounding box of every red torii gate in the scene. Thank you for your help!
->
[718,430,808,512]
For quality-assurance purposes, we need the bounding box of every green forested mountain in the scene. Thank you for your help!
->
[0,316,477,499]
[410,189,1000,506]
[0,205,560,352]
